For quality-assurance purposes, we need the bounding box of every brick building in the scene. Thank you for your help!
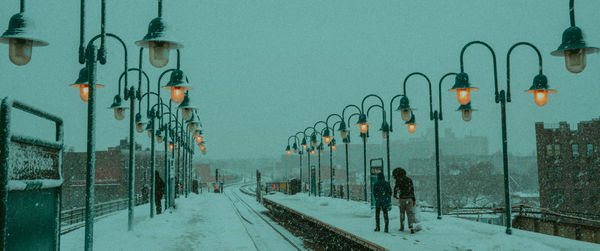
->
[535,120,600,218]
[62,139,166,210]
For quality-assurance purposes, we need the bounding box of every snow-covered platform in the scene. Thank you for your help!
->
[61,193,258,251]
[266,193,600,251]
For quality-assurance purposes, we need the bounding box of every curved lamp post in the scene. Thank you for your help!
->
[303,126,315,195]
[0,0,49,66]
[325,114,343,197]
[551,0,598,73]
[451,40,553,235]
[312,122,326,196]
[360,94,387,202]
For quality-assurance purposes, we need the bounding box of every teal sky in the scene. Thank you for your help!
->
[1,0,600,160]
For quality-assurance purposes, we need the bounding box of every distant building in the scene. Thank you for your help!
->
[62,139,166,210]
[535,120,600,218]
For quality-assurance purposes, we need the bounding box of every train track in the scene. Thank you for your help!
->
[224,184,306,251]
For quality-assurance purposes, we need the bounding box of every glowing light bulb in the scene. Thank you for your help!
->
[149,41,170,68]
[169,143,174,151]
[114,108,125,120]
[302,145,307,150]
[407,124,416,134]
[311,150,316,155]
[564,49,586,74]
[195,135,203,144]
[171,87,185,103]
[359,124,369,133]
[286,150,291,155]
[533,90,549,107]
[323,136,332,145]
[199,145,206,151]
[332,145,337,151]
[8,38,32,66]
[79,85,89,102]
[457,89,471,105]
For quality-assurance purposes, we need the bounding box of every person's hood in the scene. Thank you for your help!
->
[377,172,385,181]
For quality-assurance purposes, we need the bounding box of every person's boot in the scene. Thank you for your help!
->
[374,225,380,232]
[400,225,404,232]
[384,225,389,233]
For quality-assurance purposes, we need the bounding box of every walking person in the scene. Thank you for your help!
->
[373,172,392,233]
[155,171,165,214]
[393,168,417,233]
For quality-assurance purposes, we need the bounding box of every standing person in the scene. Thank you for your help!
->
[155,171,165,214]
[393,168,416,233]
[373,172,392,233]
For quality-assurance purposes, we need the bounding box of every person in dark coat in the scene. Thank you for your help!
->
[393,168,416,233]
[373,172,391,232]
[155,171,165,214]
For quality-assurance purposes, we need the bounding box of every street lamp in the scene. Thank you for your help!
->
[163,69,192,103]
[448,72,479,105]
[457,103,475,122]
[285,145,291,155]
[405,112,418,134]
[135,0,184,68]
[454,40,552,235]
[0,0,49,66]
[70,67,104,102]
[184,112,201,132]
[177,92,198,120]
[551,0,598,73]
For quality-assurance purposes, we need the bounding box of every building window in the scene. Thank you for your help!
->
[549,189,564,208]
[572,144,579,158]
[554,144,561,157]
[546,144,553,156]
[548,166,562,182]
[587,144,594,157]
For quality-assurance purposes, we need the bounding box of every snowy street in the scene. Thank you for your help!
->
[61,184,305,251]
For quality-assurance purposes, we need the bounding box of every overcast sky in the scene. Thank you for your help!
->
[1,0,600,160]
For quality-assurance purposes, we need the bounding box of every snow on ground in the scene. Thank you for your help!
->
[267,192,600,251]
[61,193,256,251]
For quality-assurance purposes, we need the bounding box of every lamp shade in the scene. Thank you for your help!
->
[135,17,184,68]
[397,96,414,122]
[449,72,479,105]
[0,13,48,65]
[108,95,128,120]
[525,73,556,107]
[70,67,104,102]
[163,70,192,103]
[177,92,198,120]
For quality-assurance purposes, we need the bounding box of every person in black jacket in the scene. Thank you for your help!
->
[155,171,165,214]
[373,172,391,232]
[393,168,416,233]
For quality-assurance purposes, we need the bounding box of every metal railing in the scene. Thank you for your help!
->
[60,199,128,234]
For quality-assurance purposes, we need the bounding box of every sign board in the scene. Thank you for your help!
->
[369,158,384,208]
[271,184,278,191]
[1,98,64,251]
